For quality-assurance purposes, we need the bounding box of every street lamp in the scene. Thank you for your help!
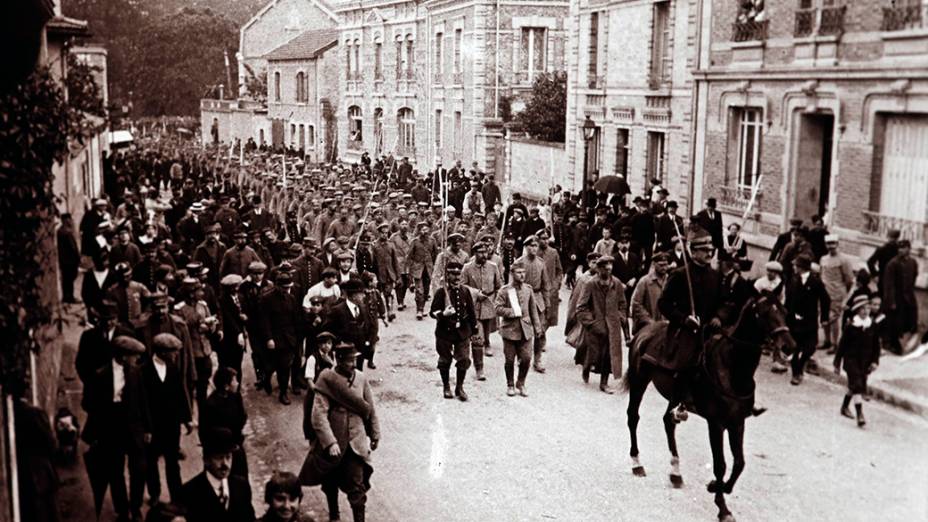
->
[582,115,596,193]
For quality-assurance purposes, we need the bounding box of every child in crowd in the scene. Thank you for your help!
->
[593,226,616,257]
[259,472,310,522]
[834,294,881,428]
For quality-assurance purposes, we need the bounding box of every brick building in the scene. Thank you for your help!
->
[564,0,698,206]
[691,0,928,286]
[236,0,339,98]
[333,0,568,173]
[265,28,341,162]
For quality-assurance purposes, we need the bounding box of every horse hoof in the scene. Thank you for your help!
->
[724,482,735,494]
[669,474,684,488]
[632,466,647,477]
[707,480,721,493]
[719,514,736,522]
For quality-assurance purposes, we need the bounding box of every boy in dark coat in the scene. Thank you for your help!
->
[834,295,881,427]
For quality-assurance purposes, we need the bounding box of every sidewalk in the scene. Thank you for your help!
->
[808,343,928,418]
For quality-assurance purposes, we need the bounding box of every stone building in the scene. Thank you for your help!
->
[564,0,699,206]
[236,0,339,98]
[691,0,928,285]
[265,28,341,162]
[333,0,569,173]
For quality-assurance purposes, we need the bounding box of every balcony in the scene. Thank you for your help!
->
[862,211,928,246]
[732,19,769,42]
[451,71,464,85]
[882,4,926,31]
[795,6,846,37]
[396,145,416,157]
[347,139,363,151]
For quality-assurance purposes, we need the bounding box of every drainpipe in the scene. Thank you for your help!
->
[427,4,432,167]
[687,0,705,215]
[315,57,321,162]
[494,0,500,119]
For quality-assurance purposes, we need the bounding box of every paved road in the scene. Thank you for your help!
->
[241,290,928,522]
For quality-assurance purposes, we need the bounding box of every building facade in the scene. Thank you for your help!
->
[692,0,928,280]
[333,0,568,173]
[237,0,339,98]
[564,0,698,207]
[265,28,341,162]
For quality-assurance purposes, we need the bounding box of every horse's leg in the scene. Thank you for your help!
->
[627,365,649,477]
[663,403,683,488]
[706,422,733,521]
[724,421,746,494]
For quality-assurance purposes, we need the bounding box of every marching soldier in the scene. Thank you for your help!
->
[495,261,543,397]
[461,242,502,379]
[516,235,551,373]
[407,222,438,319]
[429,261,478,401]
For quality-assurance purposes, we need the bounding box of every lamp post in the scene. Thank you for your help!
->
[581,115,596,194]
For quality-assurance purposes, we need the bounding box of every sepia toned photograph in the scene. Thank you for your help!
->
[0,0,926,520]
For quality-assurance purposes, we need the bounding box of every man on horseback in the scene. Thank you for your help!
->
[656,225,723,422]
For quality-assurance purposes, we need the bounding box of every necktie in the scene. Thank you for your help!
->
[218,481,228,509]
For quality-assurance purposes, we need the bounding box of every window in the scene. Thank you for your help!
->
[646,131,667,182]
[374,40,383,80]
[373,108,384,154]
[588,12,599,85]
[353,39,361,78]
[307,125,315,147]
[274,71,281,101]
[520,27,547,82]
[395,37,404,79]
[406,36,415,78]
[295,72,306,102]
[345,43,352,80]
[435,32,444,77]
[290,123,296,146]
[349,106,363,143]
[877,115,928,225]
[736,108,762,189]
[453,28,462,73]
[435,109,443,148]
[650,1,671,87]
[454,111,463,155]
[298,124,305,150]
[398,107,415,151]
[615,128,631,176]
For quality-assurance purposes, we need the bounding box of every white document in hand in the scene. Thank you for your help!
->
[508,287,522,318]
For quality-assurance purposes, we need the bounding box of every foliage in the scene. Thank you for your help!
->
[66,53,108,137]
[0,68,77,389]
[513,71,567,143]
[243,63,268,102]
[63,0,239,116]
[499,94,513,123]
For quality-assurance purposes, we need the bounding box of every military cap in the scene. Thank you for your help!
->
[376,223,390,231]
[535,229,550,240]
[586,252,603,263]
[417,201,429,207]
[333,342,361,358]
[445,261,464,273]
[595,255,615,266]
[302,236,319,247]
[522,235,538,246]
[447,233,465,243]
[113,335,146,355]
[152,333,183,353]
[417,221,430,230]
[289,243,303,254]
[686,225,713,248]
[114,262,132,275]
[234,230,248,239]
[825,234,839,243]
[276,271,293,285]
[471,242,488,253]
[149,291,170,305]
[336,235,350,244]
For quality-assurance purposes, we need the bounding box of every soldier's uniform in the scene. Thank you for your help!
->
[429,261,478,401]
[461,243,502,378]
[515,236,551,373]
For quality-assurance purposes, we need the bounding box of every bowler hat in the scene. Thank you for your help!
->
[341,279,364,294]
[201,427,239,456]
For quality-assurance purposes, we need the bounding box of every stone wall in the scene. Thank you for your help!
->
[504,135,567,201]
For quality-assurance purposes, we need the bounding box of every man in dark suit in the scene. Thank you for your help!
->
[654,201,685,253]
[291,237,324,301]
[629,197,656,270]
[785,254,831,385]
[867,228,901,295]
[81,254,118,324]
[259,271,303,404]
[142,333,193,505]
[429,261,478,400]
[57,213,81,304]
[239,261,271,388]
[693,197,724,252]
[324,279,375,370]
[81,335,151,522]
[611,231,641,303]
[769,218,803,261]
[181,427,255,522]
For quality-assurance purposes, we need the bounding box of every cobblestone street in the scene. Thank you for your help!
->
[239,289,928,522]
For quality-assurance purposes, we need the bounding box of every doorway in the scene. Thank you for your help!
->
[792,112,834,221]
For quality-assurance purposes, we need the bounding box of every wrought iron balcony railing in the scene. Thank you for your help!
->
[862,211,927,245]
[732,19,769,42]
[882,4,926,31]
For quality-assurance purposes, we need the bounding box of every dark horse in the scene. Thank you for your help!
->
[623,293,795,522]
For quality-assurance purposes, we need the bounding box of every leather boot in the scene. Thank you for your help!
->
[855,403,866,427]
[325,490,340,521]
[841,395,854,419]
[440,367,453,399]
[351,504,365,522]
[455,367,468,401]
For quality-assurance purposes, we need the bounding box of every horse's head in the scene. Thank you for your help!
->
[752,292,796,355]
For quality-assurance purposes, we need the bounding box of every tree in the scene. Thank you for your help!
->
[514,71,567,143]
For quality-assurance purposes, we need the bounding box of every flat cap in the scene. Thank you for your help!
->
[152,333,182,353]
[113,335,146,355]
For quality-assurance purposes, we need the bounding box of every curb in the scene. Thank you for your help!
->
[809,358,928,419]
